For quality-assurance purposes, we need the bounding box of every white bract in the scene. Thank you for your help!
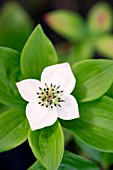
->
[16,63,79,130]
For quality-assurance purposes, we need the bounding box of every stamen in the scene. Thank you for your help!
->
[36,83,65,108]
[45,83,48,86]
[50,101,52,103]
[42,98,45,101]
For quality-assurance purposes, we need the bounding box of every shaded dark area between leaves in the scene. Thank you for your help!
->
[0,141,36,170]
[65,138,79,154]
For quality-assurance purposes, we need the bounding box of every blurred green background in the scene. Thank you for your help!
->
[0,0,113,58]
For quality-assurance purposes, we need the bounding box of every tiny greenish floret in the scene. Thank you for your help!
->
[37,83,65,108]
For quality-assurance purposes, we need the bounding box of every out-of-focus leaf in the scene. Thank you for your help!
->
[0,2,33,51]
[58,41,94,65]
[28,121,64,170]
[72,59,113,102]
[76,139,103,162]
[59,151,99,170]
[95,35,113,58]
[45,10,87,42]
[61,96,113,152]
[28,151,99,170]
[0,106,29,152]
[76,138,113,168]
[87,2,113,33]
[21,24,58,80]
[69,41,94,63]
[0,47,25,106]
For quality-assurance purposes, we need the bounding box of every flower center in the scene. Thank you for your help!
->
[36,83,65,108]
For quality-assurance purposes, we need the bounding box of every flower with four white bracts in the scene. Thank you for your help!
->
[16,63,79,130]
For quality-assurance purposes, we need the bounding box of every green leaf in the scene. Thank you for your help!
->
[45,10,87,42]
[0,2,33,51]
[76,138,113,168]
[0,103,8,114]
[0,47,25,106]
[28,161,45,170]
[61,96,113,152]
[101,153,113,169]
[76,139,103,162]
[21,24,58,79]
[0,106,29,152]
[28,151,99,170]
[69,41,94,63]
[28,121,64,170]
[87,2,113,33]
[63,128,73,145]
[58,41,94,65]
[59,151,99,170]
[95,35,113,58]
[106,83,113,98]
[72,59,113,102]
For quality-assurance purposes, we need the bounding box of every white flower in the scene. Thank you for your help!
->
[16,63,79,130]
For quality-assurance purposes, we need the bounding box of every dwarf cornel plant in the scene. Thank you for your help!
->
[0,24,113,170]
